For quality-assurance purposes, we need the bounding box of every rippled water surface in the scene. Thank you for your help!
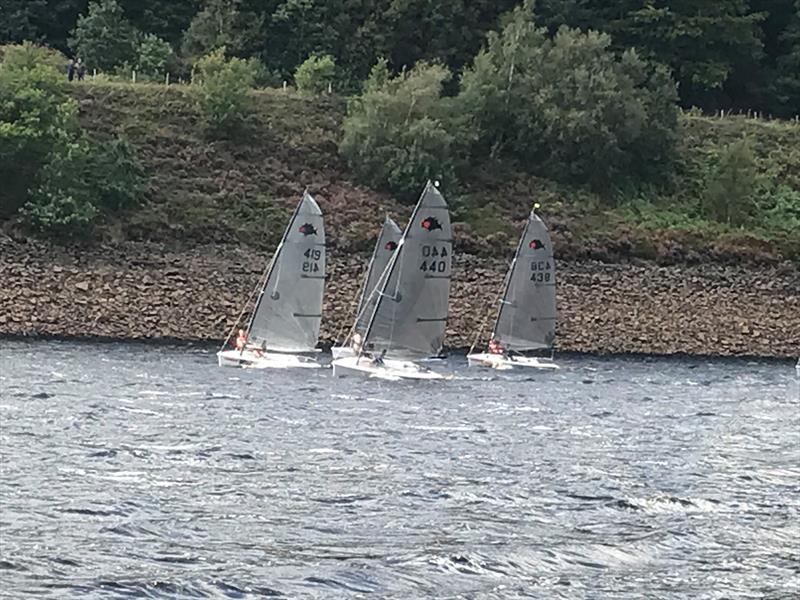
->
[1,340,798,599]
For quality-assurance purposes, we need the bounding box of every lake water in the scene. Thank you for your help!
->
[0,340,798,599]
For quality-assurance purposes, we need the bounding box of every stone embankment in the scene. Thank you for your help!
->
[1,236,798,357]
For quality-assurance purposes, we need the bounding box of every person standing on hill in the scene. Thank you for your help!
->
[76,58,86,81]
[66,58,75,82]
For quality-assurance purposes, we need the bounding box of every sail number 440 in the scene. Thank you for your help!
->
[419,245,449,273]
[303,248,322,273]
[530,260,552,282]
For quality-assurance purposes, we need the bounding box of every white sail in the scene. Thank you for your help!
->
[247,191,325,352]
[491,210,556,351]
[362,182,452,359]
[354,216,402,335]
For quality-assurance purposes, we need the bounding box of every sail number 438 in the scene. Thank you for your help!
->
[530,260,552,282]
[419,245,449,273]
[303,248,322,273]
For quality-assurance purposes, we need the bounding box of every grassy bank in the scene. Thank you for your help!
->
[9,81,799,263]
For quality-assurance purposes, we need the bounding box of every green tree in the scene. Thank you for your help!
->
[0,0,48,44]
[267,0,347,78]
[294,53,336,93]
[0,43,78,216]
[536,0,765,111]
[774,1,800,115]
[345,0,518,82]
[458,6,679,189]
[341,59,471,199]
[118,0,197,46]
[194,47,256,135]
[704,139,758,225]
[134,33,174,79]
[68,0,137,72]
[182,0,264,58]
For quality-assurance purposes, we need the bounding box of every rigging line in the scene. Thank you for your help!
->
[219,275,265,353]
[467,251,517,355]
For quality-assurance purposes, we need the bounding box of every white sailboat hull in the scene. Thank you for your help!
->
[331,355,447,380]
[466,352,560,371]
[331,345,354,360]
[217,349,322,369]
[331,345,445,363]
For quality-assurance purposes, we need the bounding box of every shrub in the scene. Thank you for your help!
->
[704,139,758,226]
[340,59,473,199]
[194,47,255,135]
[245,57,283,88]
[458,6,679,190]
[68,0,138,72]
[294,53,336,94]
[134,33,174,80]
[21,135,144,235]
[21,140,99,235]
[86,136,144,211]
[0,43,78,216]
[0,43,67,72]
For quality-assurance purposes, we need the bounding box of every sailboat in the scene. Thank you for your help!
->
[331,181,452,380]
[217,191,326,369]
[467,204,559,370]
[331,216,402,360]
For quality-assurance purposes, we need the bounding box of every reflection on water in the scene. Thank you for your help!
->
[0,340,798,598]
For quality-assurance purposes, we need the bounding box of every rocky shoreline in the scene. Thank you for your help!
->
[1,237,798,358]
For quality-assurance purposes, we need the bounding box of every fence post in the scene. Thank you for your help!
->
[132,70,136,84]
[327,81,332,94]
[191,67,195,85]
[283,80,287,91]
[92,68,97,80]
[165,72,170,87]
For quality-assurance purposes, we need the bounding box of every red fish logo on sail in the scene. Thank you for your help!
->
[384,241,398,251]
[298,223,318,236]
[421,216,442,231]
[529,239,545,250]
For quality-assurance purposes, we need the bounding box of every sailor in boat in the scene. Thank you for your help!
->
[485,338,510,368]
[235,329,267,359]
[371,349,387,367]
[351,332,363,354]
[488,338,506,356]
[235,329,247,352]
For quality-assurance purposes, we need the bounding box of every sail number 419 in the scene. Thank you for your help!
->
[303,248,322,273]
[530,260,552,282]
[420,245,449,273]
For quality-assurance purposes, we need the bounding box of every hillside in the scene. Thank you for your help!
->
[2,82,799,357]
[19,81,796,265]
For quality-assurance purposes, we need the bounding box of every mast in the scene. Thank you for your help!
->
[490,205,535,342]
[361,182,432,356]
[244,192,307,337]
[354,215,392,321]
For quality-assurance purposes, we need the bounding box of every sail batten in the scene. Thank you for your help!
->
[491,210,557,351]
[247,191,325,352]
[362,182,452,359]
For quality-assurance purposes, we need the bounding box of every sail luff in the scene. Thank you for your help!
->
[491,209,557,351]
[247,191,326,352]
[353,216,402,334]
[362,181,452,359]
[360,234,406,357]
[491,213,532,341]
[245,195,304,338]
[362,187,430,351]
